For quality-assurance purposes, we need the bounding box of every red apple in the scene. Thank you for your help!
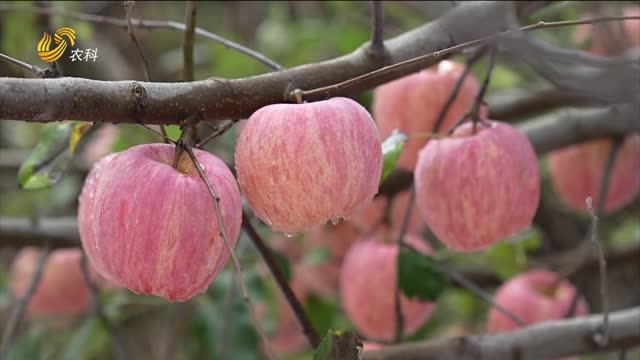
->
[349,191,424,236]
[548,135,640,214]
[235,97,383,234]
[487,269,588,333]
[340,234,434,341]
[77,143,242,302]
[10,248,91,319]
[414,120,540,252]
[78,153,119,283]
[373,60,481,170]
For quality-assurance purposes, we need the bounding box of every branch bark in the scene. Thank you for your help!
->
[364,307,640,360]
[487,84,595,121]
[0,1,544,124]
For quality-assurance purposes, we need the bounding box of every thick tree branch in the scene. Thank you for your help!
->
[0,2,544,124]
[0,217,79,248]
[518,104,640,154]
[487,84,595,121]
[364,307,640,360]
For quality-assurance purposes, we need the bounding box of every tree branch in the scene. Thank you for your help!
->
[182,1,197,82]
[241,211,321,348]
[369,1,385,53]
[0,1,545,124]
[0,217,79,248]
[0,242,51,360]
[364,307,640,360]
[487,84,595,121]
[124,1,151,81]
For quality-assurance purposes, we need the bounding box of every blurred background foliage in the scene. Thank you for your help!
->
[0,1,638,359]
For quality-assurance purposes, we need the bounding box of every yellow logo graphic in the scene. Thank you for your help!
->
[37,27,76,62]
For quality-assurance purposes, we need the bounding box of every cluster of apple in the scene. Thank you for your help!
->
[8,12,638,354]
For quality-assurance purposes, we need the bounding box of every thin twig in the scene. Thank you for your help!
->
[292,15,640,101]
[556,138,622,282]
[123,1,151,81]
[218,270,236,360]
[195,119,237,148]
[79,255,127,360]
[370,1,384,52]
[181,138,276,360]
[587,196,609,347]
[432,46,487,133]
[182,1,197,82]
[0,52,45,76]
[447,45,497,135]
[0,4,283,71]
[242,211,321,348]
[406,242,528,329]
[139,123,174,143]
[560,138,621,346]
[441,262,527,328]
[0,242,51,360]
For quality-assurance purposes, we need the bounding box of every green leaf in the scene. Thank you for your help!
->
[398,247,447,301]
[164,125,182,142]
[270,248,292,282]
[17,121,93,190]
[7,323,45,360]
[304,296,336,335]
[303,247,331,266]
[380,130,407,184]
[313,330,362,360]
[486,229,540,280]
[59,316,109,360]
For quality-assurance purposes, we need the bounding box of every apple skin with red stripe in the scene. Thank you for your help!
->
[235,97,383,234]
[414,121,540,252]
[77,143,242,302]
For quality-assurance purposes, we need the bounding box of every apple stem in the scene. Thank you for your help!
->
[181,140,276,360]
[0,241,51,360]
